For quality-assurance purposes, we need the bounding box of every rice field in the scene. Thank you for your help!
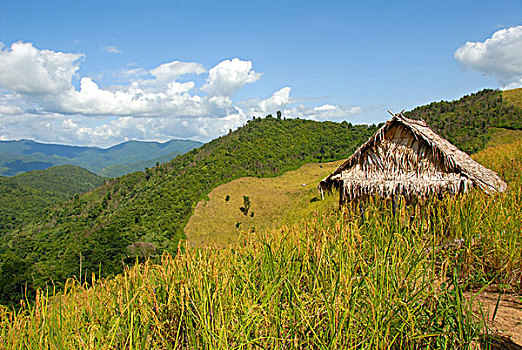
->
[0,140,520,349]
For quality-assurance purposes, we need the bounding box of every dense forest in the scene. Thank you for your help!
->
[1,88,522,305]
[0,116,377,304]
[0,165,106,232]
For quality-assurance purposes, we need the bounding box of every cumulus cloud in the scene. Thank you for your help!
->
[258,87,291,112]
[202,58,262,96]
[284,103,362,121]
[54,77,207,117]
[151,61,206,83]
[238,87,361,121]
[0,42,363,146]
[455,26,522,88]
[0,41,83,95]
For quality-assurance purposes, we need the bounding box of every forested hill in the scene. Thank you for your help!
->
[0,165,106,232]
[0,116,377,304]
[405,89,522,153]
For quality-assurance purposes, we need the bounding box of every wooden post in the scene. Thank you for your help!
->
[338,181,345,210]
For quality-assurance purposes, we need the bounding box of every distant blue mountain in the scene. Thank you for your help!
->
[0,139,203,177]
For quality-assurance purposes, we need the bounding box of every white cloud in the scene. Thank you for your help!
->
[0,42,363,146]
[100,45,123,54]
[0,41,83,95]
[118,66,148,79]
[455,26,522,88]
[54,77,206,117]
[284,103,362,121]
[258,87,291,112]
[202,58,262,96]
[151,61,205,83]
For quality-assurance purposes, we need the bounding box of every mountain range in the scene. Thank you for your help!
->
[0,138,202,177]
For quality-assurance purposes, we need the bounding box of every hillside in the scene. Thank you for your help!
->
[0,165,106,232]
[0,116,378,304]
[186,88,522,246]
[12,164,106,197]
[405,89,522,153]
[185,161,340,246]
[0,177,58,232]
[0,139,202,177]
[1,136,520,348]
[503,87,522,109]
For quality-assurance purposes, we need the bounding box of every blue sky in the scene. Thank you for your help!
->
[0,0,521,146]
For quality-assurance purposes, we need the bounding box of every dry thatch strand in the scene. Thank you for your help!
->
[318,112,507,205]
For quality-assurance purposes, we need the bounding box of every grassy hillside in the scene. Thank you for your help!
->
[405,89,522,153]
[0,139,202,177]
[1,137,520,349]
[185,161,341,246]
[0,116,377,304]
[485,128,522,148]
[0,165,106,232]
[503,87,522,109]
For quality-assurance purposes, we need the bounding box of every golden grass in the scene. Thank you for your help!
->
[502,87,522,109]
[185,161,341,246]
[473,139,522,183]
[486,128,522,148]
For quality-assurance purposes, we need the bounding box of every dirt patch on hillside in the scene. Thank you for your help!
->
[467,290,522,349]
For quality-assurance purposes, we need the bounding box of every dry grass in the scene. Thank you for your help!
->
[486,128,522,149]
[502,87,522,109]
[473,139,522,184]
[185,161,341,246]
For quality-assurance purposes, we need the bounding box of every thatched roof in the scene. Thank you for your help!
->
[318,113,507,203]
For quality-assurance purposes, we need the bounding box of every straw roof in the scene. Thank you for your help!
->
[318,112,507,204]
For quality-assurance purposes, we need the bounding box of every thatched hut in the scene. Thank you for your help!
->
[318,112,507,206]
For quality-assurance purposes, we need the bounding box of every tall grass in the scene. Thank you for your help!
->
[0,140,520,349]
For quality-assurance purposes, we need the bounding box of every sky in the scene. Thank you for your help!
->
[0,0,521,147]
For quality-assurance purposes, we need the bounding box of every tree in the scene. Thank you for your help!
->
[239,196,251,216]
